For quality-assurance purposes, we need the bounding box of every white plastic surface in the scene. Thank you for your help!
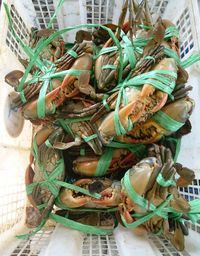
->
[0,0,200,256]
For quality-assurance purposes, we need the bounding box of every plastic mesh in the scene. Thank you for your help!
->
[31,0,59,29]
[82,234,120,256]
[5,4,30,59]
[176,8,194,59]
[10,228,54,256]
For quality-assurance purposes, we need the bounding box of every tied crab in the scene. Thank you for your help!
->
[97,57,178,143]
[116,97,195,144]
[119,145,192,251]
[58,178,121,209]
[72,148,139,177]
[29,28,65,62]
[22,53,94,121]
[25,126,65,228]
[94,0,150,91]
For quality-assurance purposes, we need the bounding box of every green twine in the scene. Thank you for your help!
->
[164,26,180,39]
[102,64,117,70]
[67,49,78,58]
[95,147,113,176]
[152,111,184,132]
[83,134,98,142]
[121,195,172,229]
[156,173,176,187]
[26,158,65,198]
[49,213,114,235]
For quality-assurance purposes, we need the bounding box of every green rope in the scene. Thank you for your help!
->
[49,213,114,235]
[156,173,176,187]
[152,111,184,132]
[121,195,172,228]
[95,147,113,176]
[164,26,180,39]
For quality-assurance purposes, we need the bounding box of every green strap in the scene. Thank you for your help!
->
[95,147,113,176]
[57,119,74,138]
[4,3,46,71]
[138,24,152,30]
[164,47,181,64]
[97,46,118,57]
[122,70,177,95]
[122,170,156,211]
[107,141,146,158]
[121,30,137,69]
[102,97,111,111]
[49,213,114,235]
[37,78,51,118]
[55,196,118,212]
[47,0,65,29]
[83,134,98,142]
[133,36,154,47]
[67,49,78,58]
[121,195,172,229]
[55,180,101,199]
[102,64,117,70]
[152,111,184,132]
[164,26,180,39]
[16,219,47,240]
[181,52,200,69]
[45,139,53,148]
[26,158,65,198]
[144,56,156,62]
[156,173,176,187]
[32,137,39,163]
[164,47,200,69]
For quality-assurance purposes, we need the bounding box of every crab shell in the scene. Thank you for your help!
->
[73,148,138,177]
[119,157,161,223]
[117,97,195,144]
[59,178,121,208]
[22,53,93,121]
[25,128,65,227]
[98,58,177,143]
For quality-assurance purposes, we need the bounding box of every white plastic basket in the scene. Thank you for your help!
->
[0,0,200,255]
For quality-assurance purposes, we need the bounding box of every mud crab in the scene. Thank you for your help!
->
[97,57,178,143]
[119,144,192,251]
[116,97,195,144]
[58,178,121,209]
[22,53,93,121]
[72,148,138,177]
[29,28,65,62]
[25,127,65,228]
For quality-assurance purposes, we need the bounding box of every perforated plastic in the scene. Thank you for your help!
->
[0,0,200,256]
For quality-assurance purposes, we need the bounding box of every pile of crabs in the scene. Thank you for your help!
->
[5,0,200,251]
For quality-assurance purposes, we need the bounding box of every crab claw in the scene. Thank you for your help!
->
[117,97,195,144]
[5,70,24,89]
[59,188,91,208]
[98,89,142,142]
[92,182,121,206]
[174,162,195,187]
[22,86,63,120]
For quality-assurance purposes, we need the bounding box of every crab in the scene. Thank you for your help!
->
[72,148,138,177]
[25,127,65,228]
[119,144,191,251]
[58,178,121,209]
[116,97,195,144]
